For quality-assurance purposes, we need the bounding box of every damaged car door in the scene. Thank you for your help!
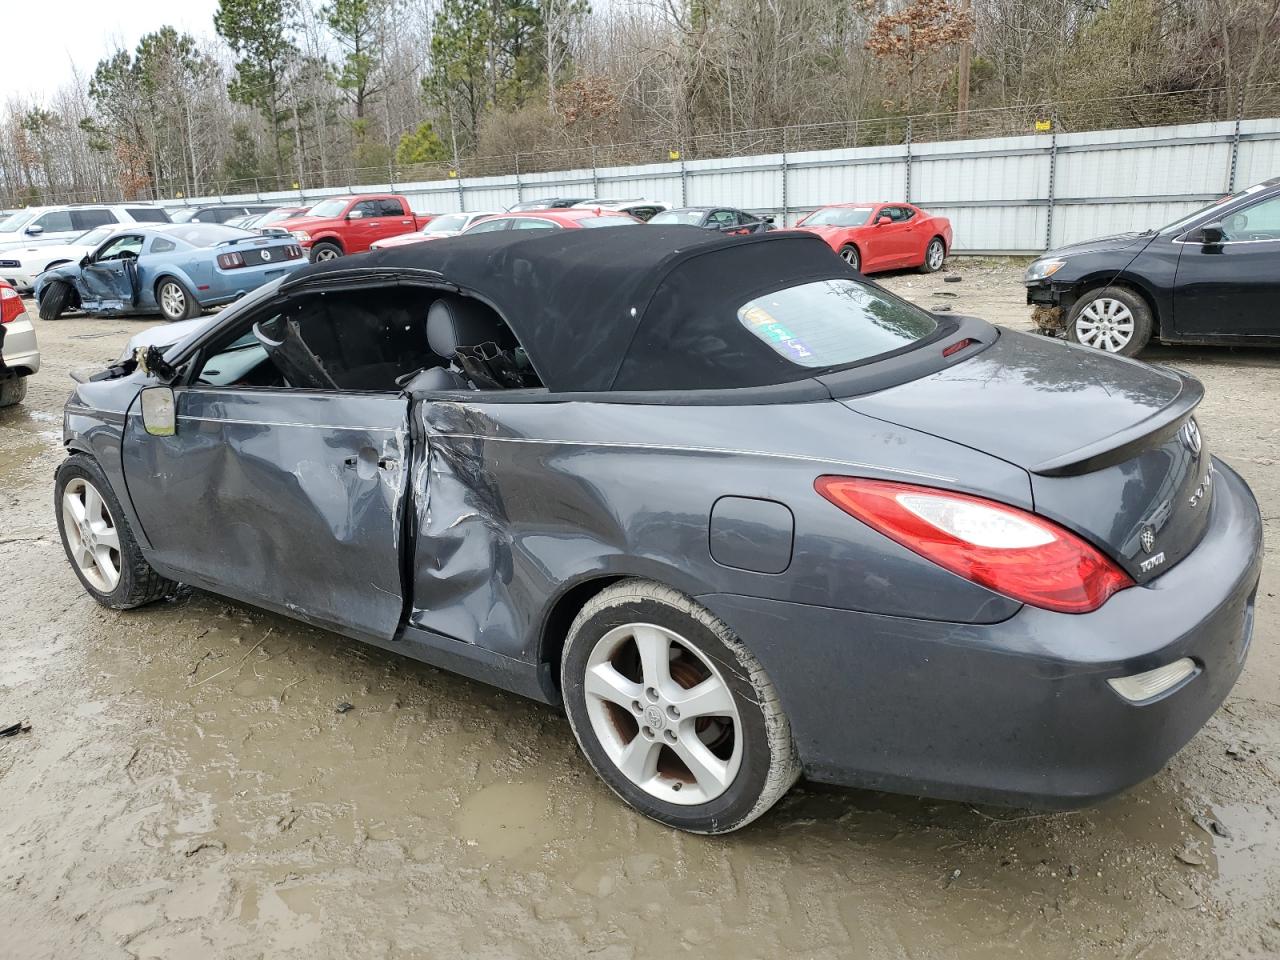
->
[79,234,143,310]
[119,295,411,643]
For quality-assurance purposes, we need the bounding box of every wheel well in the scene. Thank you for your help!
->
[313,237,344,251]
[43,259,70,272]
[538,575,625,700]
[39,279,80,306]
[1071,277,1159,327]
[930,234,947,252]
[153,274,181,297]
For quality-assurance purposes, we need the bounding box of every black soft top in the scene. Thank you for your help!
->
[287,226,864,392]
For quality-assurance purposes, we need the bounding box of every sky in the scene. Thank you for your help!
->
[0,0,223,101]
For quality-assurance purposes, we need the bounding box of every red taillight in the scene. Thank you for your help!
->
[218,251,246,269]
[942,338,976,358]
[815,476,1133,614]
[0,284,24,324]
[285,244,302,259]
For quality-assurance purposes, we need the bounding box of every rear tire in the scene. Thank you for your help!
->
[310,241,342,263]
[38,280,73,320]
[1066,285,1153,357]
[838,244,861,272]
[560,579,800,834]
[156,277,200,321]
[0,376,27,407]
[54,454,176,609]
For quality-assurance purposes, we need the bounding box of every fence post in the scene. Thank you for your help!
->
[780,127,790,225]
[456,171,465,212]
[1045,117,1058,251]
[679,142,688,207]
[1227,87,1245,193]
[591,146,599,199]
[515,153,523,203]
[904,118,913,203]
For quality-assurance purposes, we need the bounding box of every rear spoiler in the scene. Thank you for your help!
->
[1031,370,1204,477]
[217,233,290,247]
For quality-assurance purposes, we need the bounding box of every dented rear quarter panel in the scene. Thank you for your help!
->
[409,397,1031,671]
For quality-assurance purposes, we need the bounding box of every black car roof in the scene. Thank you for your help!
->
[286,227,853,392]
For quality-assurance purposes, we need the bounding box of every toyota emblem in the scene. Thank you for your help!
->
[1180,417,1202,457]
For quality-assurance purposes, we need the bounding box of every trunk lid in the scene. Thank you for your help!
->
[843,331,1213,583]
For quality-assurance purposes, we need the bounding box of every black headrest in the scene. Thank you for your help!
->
[427,296,507,358]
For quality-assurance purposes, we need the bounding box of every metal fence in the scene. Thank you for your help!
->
[12,84,1280,254]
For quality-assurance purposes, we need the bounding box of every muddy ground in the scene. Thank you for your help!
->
[1,259,1279,960]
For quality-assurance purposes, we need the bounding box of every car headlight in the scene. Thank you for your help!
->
[290,231,311,242]
[1025,257,1066,282]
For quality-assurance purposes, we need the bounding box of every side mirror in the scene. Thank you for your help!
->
[79,255,90,267]
[875,215,892,226]
[140,385,176,437]
[347,209,364,220]
[1199,222,1226,246]
[26,224,43,236]
[763,216,775,224]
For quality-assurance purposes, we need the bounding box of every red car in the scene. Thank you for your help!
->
[459,208,642,234]
[794,203,952,275]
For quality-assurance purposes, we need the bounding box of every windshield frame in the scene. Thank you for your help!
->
[0,211,39,233]
[306,198,352,218]
[425,213,469,233]
[1157,182,1271,236]
[802,206,876,228]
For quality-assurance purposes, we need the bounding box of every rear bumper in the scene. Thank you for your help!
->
[1,315,41,376]
[699,457,1262,809]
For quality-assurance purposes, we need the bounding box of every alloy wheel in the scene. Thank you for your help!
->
[159,282,186,320]
[582,622,743,805]
[840,247,860,271]
[313,247,340,262]
[926,240,945,270]
[62,477,121,593]
[1075,297,1135,352]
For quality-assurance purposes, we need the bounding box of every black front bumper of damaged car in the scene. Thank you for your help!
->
[699,458,1263,810]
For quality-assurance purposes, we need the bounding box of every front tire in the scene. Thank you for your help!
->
[1066,285,1153,356]
[310,241,342,263]
[838,244,861,272]
[38,280,73,320]
[561,579,800,834]
[919,236,946,273]
[54,454,176,609]
[156,277,200,321]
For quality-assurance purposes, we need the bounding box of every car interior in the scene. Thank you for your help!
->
[193,286,543,394]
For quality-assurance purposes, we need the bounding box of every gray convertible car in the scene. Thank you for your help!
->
[56,227,1262,833]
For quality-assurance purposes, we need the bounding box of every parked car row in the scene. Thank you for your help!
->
[17,175,1278,358]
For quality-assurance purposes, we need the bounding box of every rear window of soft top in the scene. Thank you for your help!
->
[737,278,938,368]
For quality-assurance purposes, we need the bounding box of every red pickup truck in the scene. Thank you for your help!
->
[275,194,433,262]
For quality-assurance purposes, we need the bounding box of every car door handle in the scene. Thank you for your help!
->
[345,454,398,469]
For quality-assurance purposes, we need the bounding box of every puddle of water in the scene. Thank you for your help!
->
[457,781,556,858]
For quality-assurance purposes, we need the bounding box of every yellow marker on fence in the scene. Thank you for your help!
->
[668,150,681,161]
[448,170,459,179]
[1035,119,1052,132]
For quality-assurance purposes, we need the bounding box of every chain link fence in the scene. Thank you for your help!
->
[6,82,1280,209]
